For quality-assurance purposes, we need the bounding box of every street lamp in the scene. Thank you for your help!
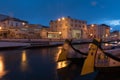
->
[90,33,93,36]
[59,32,62,39]
[106,34,108,37]
[59,32,61,35]
[58,18,61,21]
[62,17,65,20]
[22,22,26,26]
[90,33,93,39]
[0,27,2,30]
[91,24,94,27]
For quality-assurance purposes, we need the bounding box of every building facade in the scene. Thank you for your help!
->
[40,26,50,39]
[0,17,29,38]
[87,24,98,38]
[50,16,88,39]
[87,24,110,39]
[110,30,120,40]
[98,24,110,39]
[0,17,28,28]
[0,14,45,39]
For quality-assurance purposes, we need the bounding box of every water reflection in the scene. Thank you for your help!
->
[55,47,62,61]
[57,61,69,69]
[21,50,28,71]
[56,47,69,69]
[0,55,7,78]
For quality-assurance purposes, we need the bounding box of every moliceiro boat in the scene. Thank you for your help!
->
[56,38,120,80]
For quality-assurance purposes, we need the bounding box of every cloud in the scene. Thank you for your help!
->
[91,1,105,9]
[90,19,120,26]
[91,1,97,6]
[89,19,120,31]
[105,20,120,26]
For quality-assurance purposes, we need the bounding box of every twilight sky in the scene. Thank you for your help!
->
[0,0,120,31]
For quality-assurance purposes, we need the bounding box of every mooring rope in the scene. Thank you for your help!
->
[70,39,120,62]
[69,40,88,56]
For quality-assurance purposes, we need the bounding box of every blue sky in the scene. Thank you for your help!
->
[0,0,120,31]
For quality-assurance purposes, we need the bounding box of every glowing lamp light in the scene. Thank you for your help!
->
[58,18,61,21]
[22,22,25,26]
[105,43,109,46]
[59,32,61,34]
[0,27,2,30]
[62,17,65,20]
[91,24,94,27]
[90,34,93,36]
[106,34,108,37]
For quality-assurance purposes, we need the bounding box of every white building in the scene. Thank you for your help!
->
[0,17,28,28]
[0,16,28,38]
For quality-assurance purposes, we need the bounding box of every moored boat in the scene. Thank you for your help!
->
[56,39,120,80]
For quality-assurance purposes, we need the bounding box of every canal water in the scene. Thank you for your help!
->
[0,45,120,80]
[0,47,60,80]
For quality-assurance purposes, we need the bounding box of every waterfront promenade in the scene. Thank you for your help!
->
[0,38,118,50]
[0,39,65,49]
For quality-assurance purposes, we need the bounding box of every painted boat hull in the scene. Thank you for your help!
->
[57,59,120,80]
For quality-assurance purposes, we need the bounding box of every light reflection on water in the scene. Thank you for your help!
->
[0,47,59,80]
[0,55,7,78]
[0,44,119,80]
[22,51,27,62]
[0,44,88,80]
[55,46,62,62]
[21,50,28,72]
[57,61,69,69]
[55,46,69,69]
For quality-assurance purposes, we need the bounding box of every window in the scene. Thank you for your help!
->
[79,25,81,27]
[79,21,81,24]
[65,24,68,26]
[71,19,73,22]
[7,21,9,24]
[16,23,18,26]
[11,22,13,26]
[75,24,77,27]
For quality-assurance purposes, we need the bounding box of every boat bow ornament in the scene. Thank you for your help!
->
[81,38,100,75]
